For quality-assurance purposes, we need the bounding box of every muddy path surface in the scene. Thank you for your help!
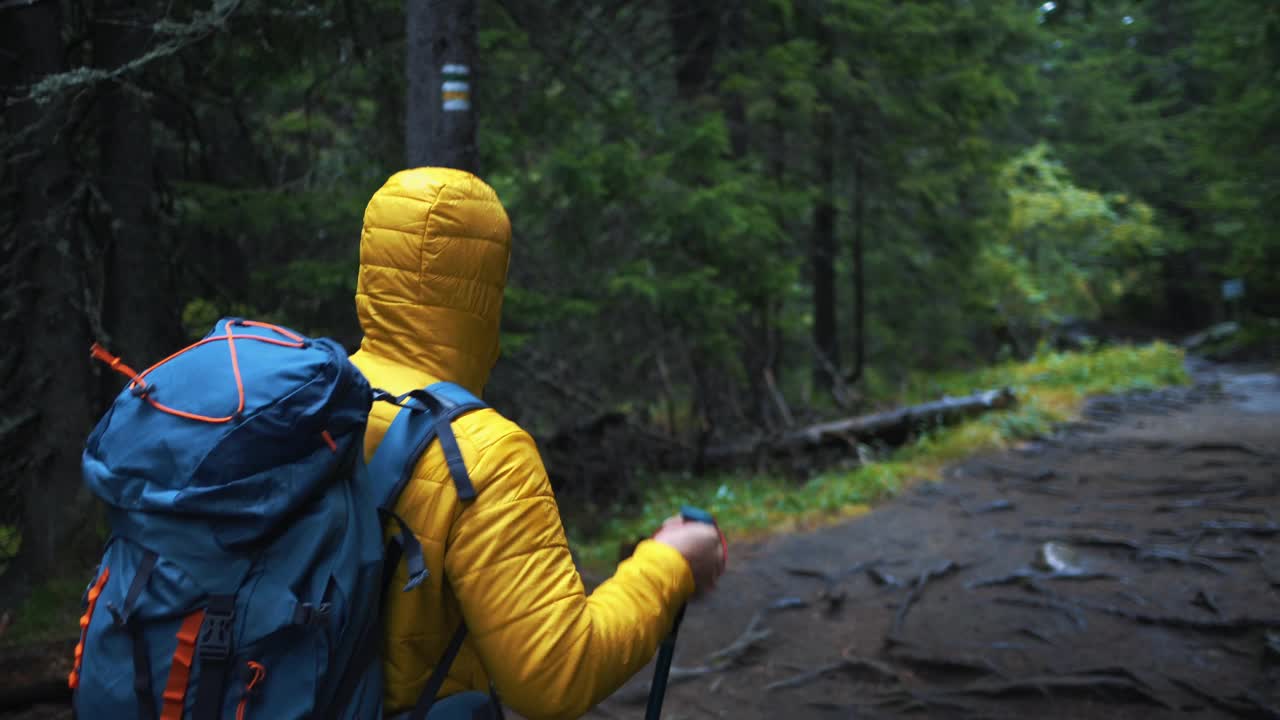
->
[592,364,1280,720]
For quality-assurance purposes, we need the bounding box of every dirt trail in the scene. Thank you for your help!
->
[593,363,1280,720]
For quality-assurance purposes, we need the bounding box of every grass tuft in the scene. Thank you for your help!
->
[1,576,85,647]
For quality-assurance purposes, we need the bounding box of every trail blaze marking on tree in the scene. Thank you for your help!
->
[1221,278,1245,301]
[442,64,470,111]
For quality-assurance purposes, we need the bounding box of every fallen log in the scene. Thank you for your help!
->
[705,387,1017,464]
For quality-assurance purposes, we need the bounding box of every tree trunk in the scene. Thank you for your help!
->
[847,154,867,384]
[726,1,770,427]
[725,0,748,156]
[4,1,97,581]
[669,2,720,102]
[406,0,479,172]
[811,28,838,390]
[744,303,777,430]
[96,0,178,366]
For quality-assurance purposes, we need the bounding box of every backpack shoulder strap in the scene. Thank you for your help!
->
[365,383,493,718]
[368,382,488,507]
[408,623,470,720]
[366,383,488,592]
[419,382,487,501]
[422,381,486,415]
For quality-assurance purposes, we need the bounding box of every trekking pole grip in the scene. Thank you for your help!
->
[646,505,721,720]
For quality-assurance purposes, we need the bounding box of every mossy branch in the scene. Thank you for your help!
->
[11,0,241,107]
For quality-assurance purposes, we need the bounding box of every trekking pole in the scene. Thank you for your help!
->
[646,505,723,720]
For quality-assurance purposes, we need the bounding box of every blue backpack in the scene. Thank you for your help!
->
[74,318,497,720]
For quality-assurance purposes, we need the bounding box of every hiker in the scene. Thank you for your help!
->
[348,167,727,719]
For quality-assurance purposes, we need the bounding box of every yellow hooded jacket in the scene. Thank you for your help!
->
[349,168,695,719]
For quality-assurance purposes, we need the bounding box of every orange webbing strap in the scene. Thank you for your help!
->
[90,320,306,425]
[235,661,266,720]
[68,566,110,689]
[160,609,207,720]
[90,344,144,384]
[237,320,304,342]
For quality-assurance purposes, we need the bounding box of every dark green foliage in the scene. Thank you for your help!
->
[1028,0,1280,324]
[1,0,1276,576]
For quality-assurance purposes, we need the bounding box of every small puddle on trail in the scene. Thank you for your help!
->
[1188,358,1280,415]
[1221,372,1280,414]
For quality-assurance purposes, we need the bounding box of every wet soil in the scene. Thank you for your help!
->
[590,363,1280,720]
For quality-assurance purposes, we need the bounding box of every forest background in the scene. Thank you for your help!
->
[2,0,1278,610]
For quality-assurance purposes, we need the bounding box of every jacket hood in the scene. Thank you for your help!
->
[355,167,512,395]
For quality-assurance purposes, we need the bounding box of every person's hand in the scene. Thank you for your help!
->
[652,515,725,595]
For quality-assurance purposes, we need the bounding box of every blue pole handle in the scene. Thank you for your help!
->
[679,505,717,526]
[646,506,721,720]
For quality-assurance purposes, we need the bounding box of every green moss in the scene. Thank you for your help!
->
[1,576,86,647]
[900,341,1188,402]
[0,525,17,557]
[0,525,18,577]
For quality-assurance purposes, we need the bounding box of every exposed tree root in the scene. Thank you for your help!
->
[1134,546,1228,574]
[1168,676,1280,719]
[1192,588,1222,615]
[889,560,962,637]
[616,602,789,704]
[1201,520,1280,537]
[991,595,1088,629]
[869,669,1176,712]
[701,610,774,668]
[1035,587,1280,633]
[1045,533,1141,551]
[1156,498,1268,514]
[1103,479,1251,500]
[1016,626,1058,645]
[867,566,905,588]
[884,641,1009,680]
[784,558,883,607]
[968,568,1115,588]
[764,654,898,692]
[1173,441,1269,457]
[868,690,985,715]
